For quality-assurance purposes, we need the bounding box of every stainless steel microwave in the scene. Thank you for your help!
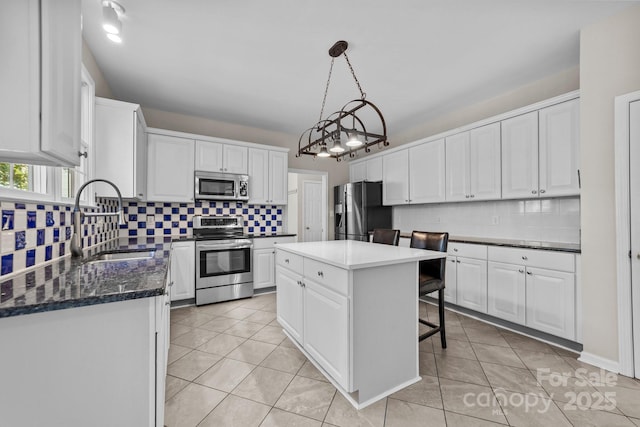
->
[195,171,249,201]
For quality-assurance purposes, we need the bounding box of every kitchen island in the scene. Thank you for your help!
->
[275,240,445,409]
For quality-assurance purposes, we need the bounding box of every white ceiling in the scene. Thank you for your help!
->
[82,0,634,139]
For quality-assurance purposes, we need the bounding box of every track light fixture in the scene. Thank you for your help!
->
[297,40,389,161]
[102,1,125,43]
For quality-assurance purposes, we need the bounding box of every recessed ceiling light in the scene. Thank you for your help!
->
[106,32,122,43]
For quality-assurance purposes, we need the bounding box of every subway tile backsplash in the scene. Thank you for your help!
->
[393,197,580,243]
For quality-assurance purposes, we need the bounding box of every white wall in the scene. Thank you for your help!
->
[580,5,640,364]
[394,198,580,243]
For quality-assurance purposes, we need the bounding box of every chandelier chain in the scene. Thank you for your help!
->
[318,58,335,124]
[343,52,366,99]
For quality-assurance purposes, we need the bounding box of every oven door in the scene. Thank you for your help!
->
[195,176,238,200]
[196,240,253,289]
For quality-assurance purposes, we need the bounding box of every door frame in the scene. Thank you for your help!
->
[288,168,328,241]
[614,89,640,377]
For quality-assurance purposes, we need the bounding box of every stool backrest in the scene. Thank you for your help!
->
[372,229,400,246]
[410,231,449,280]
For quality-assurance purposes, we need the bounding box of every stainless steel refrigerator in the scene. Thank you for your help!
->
[334,181,392,241]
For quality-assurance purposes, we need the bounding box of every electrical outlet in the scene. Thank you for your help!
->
[492,216,500,225]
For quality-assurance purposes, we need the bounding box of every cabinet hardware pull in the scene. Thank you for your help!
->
[450,259,456,263]
[285,259,289,263]
[456,260,461,263]
[453,248,458,252]
[317,271,324,277]
[522,256,528,260]
[470,194,475,198]
[518,269,524,273]
[526,271,532,275]
[532,190,537,194]
[540,189,546,194]
[465,195,470,199]
[78,151,88,158]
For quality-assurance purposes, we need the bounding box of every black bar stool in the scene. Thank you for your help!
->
[372,229,400,246]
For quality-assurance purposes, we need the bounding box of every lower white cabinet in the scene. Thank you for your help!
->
[447,243,488,313]
[444,256,457,303]
[275,264,304,343]
[253,236,295,290]
[487,261,526,324]
[170,241,195,301]
[525,267,575,339]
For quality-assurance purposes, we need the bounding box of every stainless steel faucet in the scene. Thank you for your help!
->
[70,179,127,257]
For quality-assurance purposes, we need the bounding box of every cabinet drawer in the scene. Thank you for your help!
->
[488,246,574,272]
[276,250,303,274]
[303,258,348,296]
[448,242,487,259]
[253,236,295,250]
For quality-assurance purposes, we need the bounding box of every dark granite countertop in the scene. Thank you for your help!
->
[0,237,171,319]
[398,233,580,253]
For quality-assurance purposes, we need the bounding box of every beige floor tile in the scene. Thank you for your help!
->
[197,333,246,356]
[441,325,469,342]
[323,392,386,427]
[561,407,637,427]
[169,307,197,323]
[472,342,526,368]
[195,357,256,392]
[260,407,323,427]
[165,375,189,401]
[251,325,287,345]
[498,390,572,427]
[199,316,240,332]
[247,310,278,325]
[597,385,640,418]
[630,417,640,426]
[170,328,218,349]
[500,331,557,354]
[195,301,236,316]
[168,344,192,365]
[275,376,336,421]
[297,360,330,383]
[444,411,509,426]
[390,374,443,409]
[385,398,446,427]
[198,394,271,427]
[279,336,299,349]
[514,348,576,376]
[167,350,223,381]
[223,306,259,320]
[261,346,307,374]
[170,323,193,339]
[225,320,267,338]
[419,337,434,353]
[439,378,508,424]
[164,382,227,427]
[261,302,278,313]
[435,353,490,386]
[538,372,605,406]
[464,327,511,347]
[227,339,277,365]
[232,366,294,405]
[419,351,438,377]
[174,311,216,328]
[432,338,478,360]
[608,373,640,391]
[241,296,273,310]
[481,362,546,396]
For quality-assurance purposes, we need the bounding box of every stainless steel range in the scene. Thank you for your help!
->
[193,215,253,305]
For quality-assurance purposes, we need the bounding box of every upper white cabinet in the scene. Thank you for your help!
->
[502,98,580,199]
[383,139,445,205]
[0,0,81,166]
[349,157,383,182]
[147,133,195,202]
[195,140,248,174]
[94,98,147,199]
[248,149,288,205]
[538,99,580,197]
[445,132,470,201]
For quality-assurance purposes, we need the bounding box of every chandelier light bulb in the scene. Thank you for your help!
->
[346,132,363,147]
[317,145,331,157]
[329,137,346,153]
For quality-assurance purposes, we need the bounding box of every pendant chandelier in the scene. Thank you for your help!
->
[297,41,389,161]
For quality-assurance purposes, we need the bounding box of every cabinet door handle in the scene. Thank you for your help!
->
[465,195,470,199]
[518,269,524,273]
[301,281,305,287]
[456,260,461,263]
[450,259,456,263]
[522,256,528,260]
[78,151,88,158]
[317,271,324,278]
[526,271,532,275]
[532,190,537,194]
[540,189,546,194]
[453,248,458,252]
[285,259,289,263]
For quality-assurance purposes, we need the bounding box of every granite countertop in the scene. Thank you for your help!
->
[398,232,580,253]
[0,237,172,319]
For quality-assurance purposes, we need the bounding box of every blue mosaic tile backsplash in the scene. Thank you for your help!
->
[116,199,283,237]
[0,197,284,278]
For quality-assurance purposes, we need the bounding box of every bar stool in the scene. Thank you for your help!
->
[410,231,449,347]
[372,229,400,246]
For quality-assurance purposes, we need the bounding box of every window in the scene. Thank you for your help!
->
[0,64,95,204]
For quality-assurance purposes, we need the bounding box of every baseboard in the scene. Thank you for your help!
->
[578,352,620,373]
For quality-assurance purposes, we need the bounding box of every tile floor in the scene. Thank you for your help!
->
[164,293,640,427]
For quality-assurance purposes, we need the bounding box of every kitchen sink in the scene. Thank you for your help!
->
[84,250,156,265]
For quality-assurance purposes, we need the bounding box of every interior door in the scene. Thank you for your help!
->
[302,180,323,242]
[629,100,640,378]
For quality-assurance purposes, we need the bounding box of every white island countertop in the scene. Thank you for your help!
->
[276,240,445,270]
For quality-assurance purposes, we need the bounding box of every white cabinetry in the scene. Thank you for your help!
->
[276,253,304,343]
[382,139,445,205]
[444,256,457,304]
[502,98,579,199]
[170,241,195,301]
[253,236,295,289]
[94,98,147,198]
[195,140,248,174]
[448,243,488,313]
[349,157,383,182]
[0,0,81,166]
[487,246,576,340]
[147,133,195,202]
[248,149,288,205]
